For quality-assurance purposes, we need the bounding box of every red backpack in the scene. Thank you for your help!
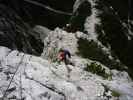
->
[58,52,65,61]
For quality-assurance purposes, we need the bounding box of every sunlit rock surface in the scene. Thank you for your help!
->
[0,0,133,100]
[0,27,133,100]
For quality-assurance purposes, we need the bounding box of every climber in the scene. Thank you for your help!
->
[58,49,72,65]
[63,23,72,32]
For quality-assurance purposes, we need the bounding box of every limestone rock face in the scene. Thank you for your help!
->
[0,0,133,100]
[0,26,133,100]
[0,44,133,100]
[0,46,105,100]
[42,28,78,61]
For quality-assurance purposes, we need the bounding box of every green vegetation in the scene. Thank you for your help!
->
[77,38,108,62]
[84,62,112,79]
[77,38,125,70]
[102,85,120,98]
[67,1,92,32]
[111,90,120,97]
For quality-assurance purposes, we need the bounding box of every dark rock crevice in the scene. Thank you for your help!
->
[65,1,92,32]
[0,4,44,56]
[95,0,133,78]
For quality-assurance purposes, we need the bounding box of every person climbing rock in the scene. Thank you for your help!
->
[58,49,73,78]
[58,49,72,65]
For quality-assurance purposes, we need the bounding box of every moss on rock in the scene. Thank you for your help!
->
[84,62,112,79]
